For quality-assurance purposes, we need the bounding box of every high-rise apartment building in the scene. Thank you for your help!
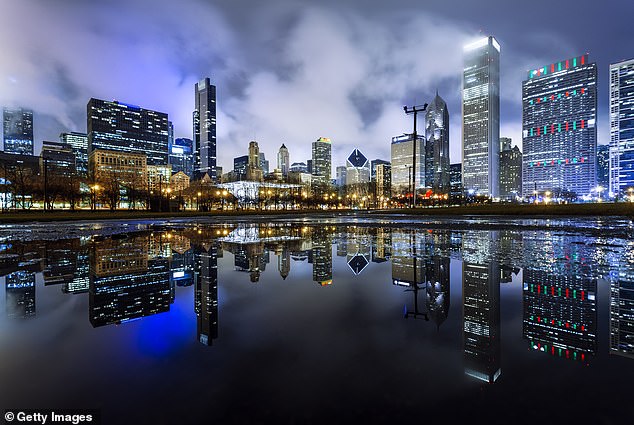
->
[246,141,263,182]
[336,166,347,187]
[3,107,34,155]
[277,144,289,176]
[462,36,500,197]
[194,77,217,178]
[87,98,169,166]
[375,163,391,199]
[60,132,88,176]
[425,92,450,193]
[370,159,390,182]
[312,137,331,185]
[609,58,634,197]
[390,133,424,196]
[522,54,597,198]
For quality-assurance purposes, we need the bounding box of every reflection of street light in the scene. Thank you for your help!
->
[91,184,100,210]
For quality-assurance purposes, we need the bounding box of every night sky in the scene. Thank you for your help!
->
[1,0,632,175]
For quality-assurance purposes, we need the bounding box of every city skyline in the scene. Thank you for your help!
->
[0,0,631,174]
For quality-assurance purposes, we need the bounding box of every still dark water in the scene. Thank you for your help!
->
[1,215,633,424]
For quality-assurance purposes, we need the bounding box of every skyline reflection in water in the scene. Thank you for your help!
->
[0,220,633,424]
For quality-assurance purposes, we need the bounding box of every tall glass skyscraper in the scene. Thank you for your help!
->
[3,107,34,155]
[425,92,450,193]
[311,137,332,184]
[194,77,217,179]
[277,144,289,176]
[522,54,597,198]
[609,58,634,197]
[169,137,194,177]
[462,36,500,197]
[60,132,88,176]
[87,98,169,166]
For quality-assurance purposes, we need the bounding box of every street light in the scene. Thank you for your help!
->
[91,184,100,210]
[197,191,202,211]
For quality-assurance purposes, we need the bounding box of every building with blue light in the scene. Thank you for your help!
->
[462,36,500,198]
[169,137,194,177]
[60,132,88,176]
[609,58,634,198]
[597,144,609,190]
[3,107,33,156]
[87,98,169,166]
[522,54,597,198]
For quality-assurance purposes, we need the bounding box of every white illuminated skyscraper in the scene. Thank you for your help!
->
[462,36,500,197]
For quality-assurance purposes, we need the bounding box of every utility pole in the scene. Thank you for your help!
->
[404,103,428,208]
[43,158,48,212]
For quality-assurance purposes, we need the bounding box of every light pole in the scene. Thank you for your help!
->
[197,191,202,211]
[404,103,428,208]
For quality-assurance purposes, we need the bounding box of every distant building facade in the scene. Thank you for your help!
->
[390,133,424,196]
[60,132,88,177]
[169,137,194,177]
[3,107,34,155]
[499,140,522,199]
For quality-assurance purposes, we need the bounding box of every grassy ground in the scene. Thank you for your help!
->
[0,202,632,223]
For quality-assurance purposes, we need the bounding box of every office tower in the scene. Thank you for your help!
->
[499,140,522,199]
[462,231,501,383]
[87,98,169,165]
[169,137,194,177]
[425,92,450,193]
[278,246,291,280]
[60,132,88,176]
[336,165,347,187]
[597,144,609,190]
[307,159,313,174]
[246,141,263,182]
[370,159,390,181]
[609,59,634,197]
[390,133,424,196]
[312,137,332,184]
[5,271,36,318]
[610,264,634,358]
[290,162,308,173]
[523,269,597,363]
[278,144,290,176]
[194,244,219,345]
[462,36,500,197]
[259,152,269,174]
[193,77,217,178]
[345,149,370,186]
[41,141,76,179]
[3,107,34,155]
[233,155,248,179]
[376,163,391,199]
[312,227,333,285]
[522,54,597,198]
[147,164,172,193]
[450,163,463,200]
[89,237,171,327]
[89,149,147,189]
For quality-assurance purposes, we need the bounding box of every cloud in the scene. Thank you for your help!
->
[2,0,590,173]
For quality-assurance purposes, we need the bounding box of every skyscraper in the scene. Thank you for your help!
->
[277,144,289,176]
[345,148,370,186]
[609,58,634,197]
[246,141,263,182]
[335,165,347,187]
[462,36,500,197]
[522,54,597,198]
[60,132,88,176]
[499,139,522,199]
[312,137,331,186]
[169,137,194,177]
[390,133,424,197]
[425,92,450,193]
[194,77,217,179]
[375,163,391,200]
[87,98,169,165]
[3,107,34,155]
[597,144,609,190]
